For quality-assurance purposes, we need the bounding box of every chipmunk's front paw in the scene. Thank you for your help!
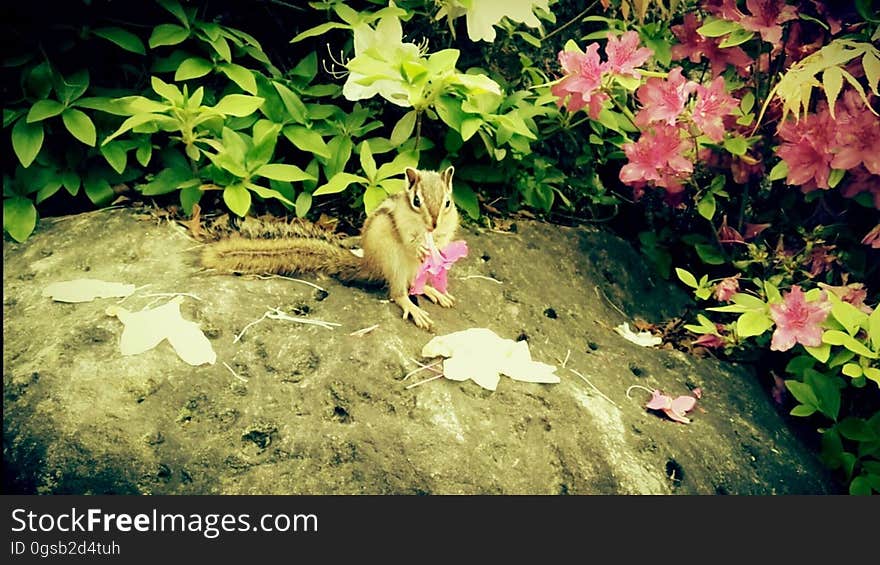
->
[423,285,455,308]
[394,296,433,329]
[417,243,431,262]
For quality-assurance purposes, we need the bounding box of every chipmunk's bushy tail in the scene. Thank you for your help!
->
[201,237,378,284]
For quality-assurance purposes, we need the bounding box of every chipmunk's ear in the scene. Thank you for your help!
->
[440,165,455,189]
[405,167,420,189]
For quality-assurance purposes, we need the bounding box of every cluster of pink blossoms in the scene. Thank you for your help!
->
[620,68,739,200]
[776,89,880,209]
[552,31,652,120]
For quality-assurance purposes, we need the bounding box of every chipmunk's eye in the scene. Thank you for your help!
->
[413,195,421,208]
[445,199,451,208]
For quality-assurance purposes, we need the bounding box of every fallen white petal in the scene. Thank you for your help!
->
[43,279,135,303]
[614,322,662,347]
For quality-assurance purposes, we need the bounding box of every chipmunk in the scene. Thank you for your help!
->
[201,166,460,329]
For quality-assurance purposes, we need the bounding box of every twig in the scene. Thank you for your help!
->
[571,368,620,409]
[543,0,598,41]
[254,274,326,292]
[405,374,444,390]
[458,275,503,284]
[560,349,571,369]
[349,324,379,337]
[626,384,656,399]
[143,292,203,301]
[223,361,248,383]
[403,359,443,381]
[594,285,628,319]
[266,308,341,329]
[234,312,270,343]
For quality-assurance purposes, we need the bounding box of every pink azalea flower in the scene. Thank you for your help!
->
[634,67,696,127]
[552,43,608,117]
[829,90,880,176]
[620,123,693,193]
[646,389,698,424]
[840,166,880,209]
[743,223,771,240]
[692,77,739,142]
[776,110,836,190]
[671,13,752,77]
[703,0,745,21]
[771,373,787,405]
[714,275,740,302]
[410,240,468,296]
[768,285,831,352]
[718,214,745,245]
[605,31,653,77]
[861,224,880,249]
[738,0,798,50]
[804,244,838,278]
[817,282,873,314]
[693,333,725,348]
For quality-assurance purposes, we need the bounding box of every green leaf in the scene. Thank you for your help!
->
[849,476,872,496]
[218,63,257,95]
[149,24,190,48]
[790,404,817,417]
[139,166,192,195]
[3,197,37,242]
[697,193,716,220]
[26,100,66,123]
[282,125,330,159]
[390,110,417,146]
[273,82,308,123]
[100,142,128,174]
[175,57,213,81]
[823,66,844,118]
[290,22,349,43]
[675,268,698,289]
[156,0,190,28]
[838,418,877,442]
[863,51,880,96]
[453,181,480,220]
[723,136,748,156]
[313,172,367,196]
[805,370,840,421]
[83,173,114,206]
[321,135,352,179]
[868,306,880,351]
[359,141,376,181]
[823,330,878,358]
[785,380,819,408]
[827,168,845,189]
[785,355,815,376]
[290,52,318,81]
[180,185,202,216]
[61,170,81,195]
[11,118,44,167]
[864,367,880,385]
[697,17,742,37]
[694,243,725,265]
[53,69,89,104]
[61,108,96,146]
[93,27,146,55]
[246,182,294,206]
[103,113,165,144]
[151,76,183,105]
[209,35,232,63]
[768,160,789,181]
[804,343,831,363]
[736,310,773,338]
[831,299,868,336]
[363,184,386,214]
[732,293,767,310]
[254,163,315,183]
[718,28,754,48]
[223,183,251,216]
[212,94,264,117]
[295,191,312,218]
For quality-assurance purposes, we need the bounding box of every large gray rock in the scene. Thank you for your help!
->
[3,209,837,494]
